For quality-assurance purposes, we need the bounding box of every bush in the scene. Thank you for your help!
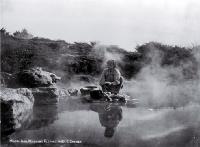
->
[1,29,198,81]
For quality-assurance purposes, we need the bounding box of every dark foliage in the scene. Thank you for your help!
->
[135,42,198,79]
[1,28,198,81]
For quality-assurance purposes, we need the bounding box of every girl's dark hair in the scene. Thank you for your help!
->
[107,60,116,68]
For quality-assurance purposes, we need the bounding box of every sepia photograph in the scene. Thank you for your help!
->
[1,0,200,147]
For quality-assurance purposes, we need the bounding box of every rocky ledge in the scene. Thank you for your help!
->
[31,87,60,105]
[17,67,61,88]
[0,88,34,136]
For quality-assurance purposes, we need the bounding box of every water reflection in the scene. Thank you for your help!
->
[90,103,122,138]
[27,104,58,130]
[2,97,199,147]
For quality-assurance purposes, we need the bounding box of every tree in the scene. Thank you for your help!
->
[13,29,33,39]
[1,28,10,36]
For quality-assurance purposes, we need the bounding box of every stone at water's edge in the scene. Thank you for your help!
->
[17,67,61,88]
[80,86,99,96]
[31,87,60,105]
[68,88,78,96]
[0,88,34,137]
[0,68,61,88]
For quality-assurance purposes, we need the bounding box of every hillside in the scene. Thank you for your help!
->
[1,28,199,83]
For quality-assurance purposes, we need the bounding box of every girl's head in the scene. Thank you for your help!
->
[106,60,116,69]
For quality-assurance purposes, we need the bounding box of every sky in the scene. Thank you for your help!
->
[1,0,200,51]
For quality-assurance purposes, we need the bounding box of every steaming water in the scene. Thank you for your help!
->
[2,96,200,147]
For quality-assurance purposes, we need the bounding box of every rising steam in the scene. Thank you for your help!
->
[122,45,200,108]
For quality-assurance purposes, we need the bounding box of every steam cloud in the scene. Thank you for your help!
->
[121,46,200,108]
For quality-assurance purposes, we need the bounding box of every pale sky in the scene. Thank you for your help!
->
[1,0,200,50]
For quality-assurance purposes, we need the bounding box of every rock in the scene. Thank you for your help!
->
[110,94,127,103]
[31,87,59,105]
[0,88,34,136]
[57,88,70,97]
[90,89,104,100]
[17,67,61,88]
[80,86,98,95]
[68,88,78,96]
